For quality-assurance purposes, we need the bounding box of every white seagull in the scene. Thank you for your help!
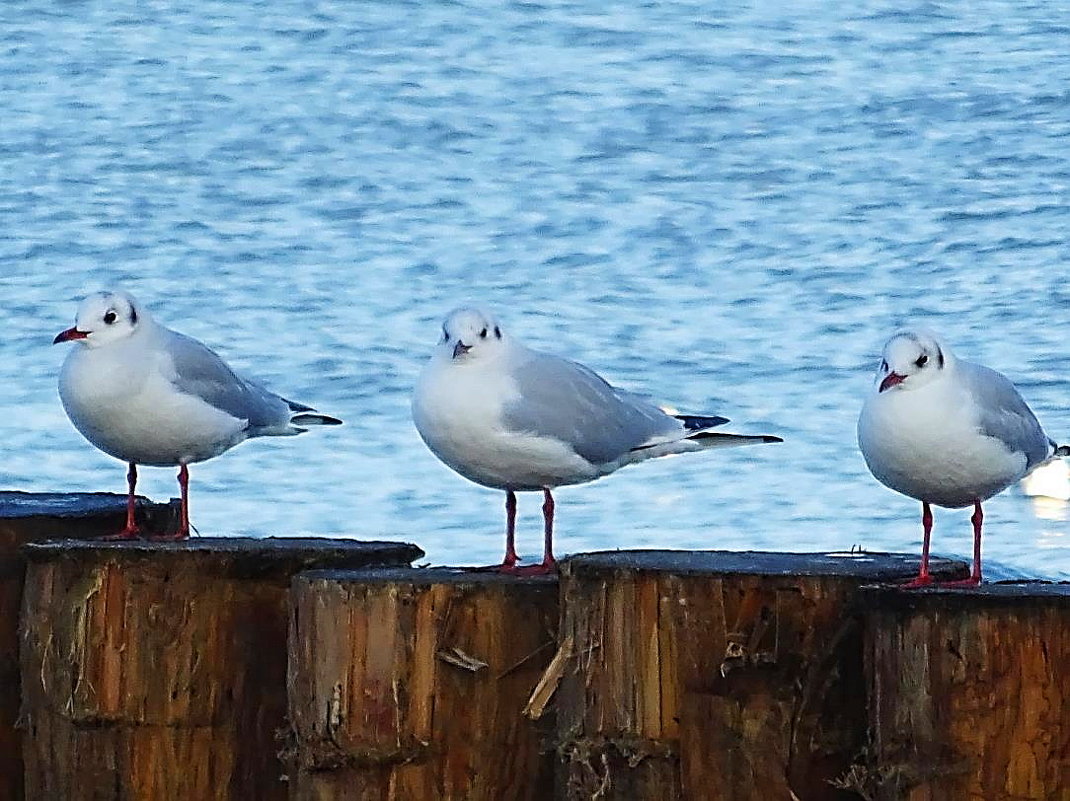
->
[857,329,1067,587]
[54,290,342,539]
[412,306,782,574]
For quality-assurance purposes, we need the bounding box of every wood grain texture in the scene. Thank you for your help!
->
[285,568,559,801]
[19,537,422,801]
[555,550,967,801]
[861,583,1070,801]
[0,491,178,801]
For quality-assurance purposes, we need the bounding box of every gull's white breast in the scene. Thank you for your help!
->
[413,356,600,492]
[858,374,1028,508]
[59,336,248,467]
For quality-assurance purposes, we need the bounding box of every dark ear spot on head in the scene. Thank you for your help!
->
[936,347,944,368]
[130,306,137,325]
[494,326,501,339]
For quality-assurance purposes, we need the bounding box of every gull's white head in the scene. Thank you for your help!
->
[874,329,950,393]
[54,290,146,348]
[437,306,507,363]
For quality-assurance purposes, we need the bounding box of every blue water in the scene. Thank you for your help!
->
[3,1,1070,578]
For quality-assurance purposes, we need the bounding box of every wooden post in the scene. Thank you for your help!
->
[285,567,559,801]
[19,537,423,801]
[0,491,178,801]
[858,583,1070,801]
[554,550,967,801]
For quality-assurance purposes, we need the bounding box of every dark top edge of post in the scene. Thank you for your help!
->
[296,566,559,587]
[859,580,1070,610]
[0,491,173,520]
[561,549,967,580]
[21,537,425,577]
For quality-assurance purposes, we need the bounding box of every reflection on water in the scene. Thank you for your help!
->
[1031,497,1070,524]
[1022,460,1070,504]
[1021,461,1070,563]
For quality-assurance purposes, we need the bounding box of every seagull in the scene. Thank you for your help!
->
[857,329,1067,587]
[54,290,342,539]
[412,306,783,574]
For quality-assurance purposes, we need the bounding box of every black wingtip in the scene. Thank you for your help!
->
[674,414,730,431]
[1055,444,1070,457]
[688,432,783,445]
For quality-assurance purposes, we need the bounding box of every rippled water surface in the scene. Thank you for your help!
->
[3,1,1070,577]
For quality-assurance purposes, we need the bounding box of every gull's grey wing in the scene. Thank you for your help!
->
[501,350,681,465]
[959,359,1051,469]
[160,328,293,434]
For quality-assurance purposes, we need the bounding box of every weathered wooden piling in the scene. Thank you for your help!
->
[285,567,559,801]
[19,537,423,801]
[0,491,178,801]
[553,550,967,801]
[858,582,1070,801]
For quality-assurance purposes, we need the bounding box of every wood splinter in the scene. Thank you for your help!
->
[286,567,558,801]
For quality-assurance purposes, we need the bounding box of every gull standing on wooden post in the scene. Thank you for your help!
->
[858,329,1067,587]
[54,290,342,539]
[412,306,783,575]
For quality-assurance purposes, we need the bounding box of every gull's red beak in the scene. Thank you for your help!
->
[452,340,471,359]
[879,372,905,393]
[53,327,88,344]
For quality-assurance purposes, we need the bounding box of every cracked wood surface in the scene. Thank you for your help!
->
[863,583,1070,801]
[18,536,421,801]
[555,550,967,801]
[285,567,559,801]
[0,491,179,801]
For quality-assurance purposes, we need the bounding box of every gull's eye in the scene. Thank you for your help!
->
[479,327,488,339]
[103,310,117,325]
[915,354,928,368]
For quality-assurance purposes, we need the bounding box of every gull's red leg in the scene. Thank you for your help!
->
[515,489,558,576]
[177,464,190,539]
[902,501,934,588]
[150,464,191,541]
[938,501,983,588]
[971,501,984,583]
[125,463,138,533]
[540,488,556,570]
[501,490,519,569]
[476,490,520,573]
[104,463,141,540]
